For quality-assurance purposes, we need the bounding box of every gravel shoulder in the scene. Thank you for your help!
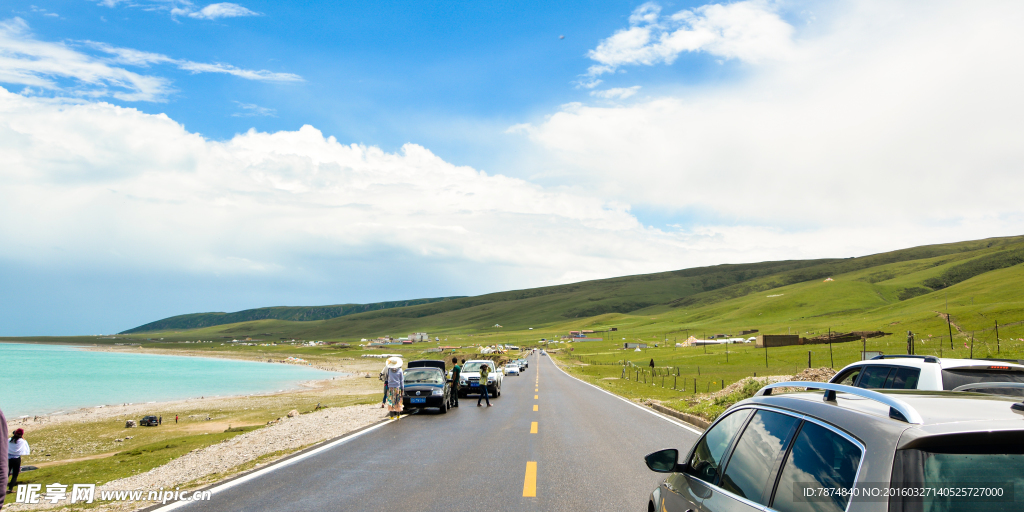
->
[3,403,388,512]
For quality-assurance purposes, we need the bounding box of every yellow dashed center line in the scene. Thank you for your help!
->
[530,421,538,434]
[534,395,538,399]
[533,404,538,411]
[523,461,537,497]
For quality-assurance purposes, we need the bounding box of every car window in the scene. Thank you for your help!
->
[771,421,862,512]
[404,369,444,384]
[941,369,1024,396]
[687,409,753,484]
[833,368,861,386]
[463,362,486,372]
[719,410,801,505]
[887,367,921,389]
[856,365,893,388]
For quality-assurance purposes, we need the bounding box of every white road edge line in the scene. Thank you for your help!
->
[149,419,394,511]
[546,355,704,435]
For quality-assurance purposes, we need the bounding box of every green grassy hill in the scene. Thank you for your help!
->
[114,235,1024,343]
[121,297,465,333]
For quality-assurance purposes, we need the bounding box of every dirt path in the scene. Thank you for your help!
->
[935,312,966,333]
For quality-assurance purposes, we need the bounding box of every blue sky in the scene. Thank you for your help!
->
[2,0,1024,334]
[7,0,744,180]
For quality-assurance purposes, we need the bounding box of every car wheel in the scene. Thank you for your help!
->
[440,398,448,414]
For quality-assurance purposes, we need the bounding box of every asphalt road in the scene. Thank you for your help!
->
[175,352,702,512]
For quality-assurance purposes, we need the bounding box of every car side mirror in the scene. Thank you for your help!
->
[644,449,679,473]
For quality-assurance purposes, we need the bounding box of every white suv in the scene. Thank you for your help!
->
[458,360,502,397]
[830,355,1024,395]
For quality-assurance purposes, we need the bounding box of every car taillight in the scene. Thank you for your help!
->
[990,366,1010,370]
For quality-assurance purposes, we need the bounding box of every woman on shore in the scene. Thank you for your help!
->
[7,428,29,494]
[384,357,404,419]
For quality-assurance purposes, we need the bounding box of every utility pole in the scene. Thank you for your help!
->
[907,330,914,355]
[765,338,769,368]
[828,327,834,368]
[946,313,954,351]
[995,320,1000,353]
[946,291,954,350]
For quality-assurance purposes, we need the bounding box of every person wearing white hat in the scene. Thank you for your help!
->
[384,357,405,419]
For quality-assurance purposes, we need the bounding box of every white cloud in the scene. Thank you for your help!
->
[587,0,793,76]
[0,87,668,285]
[0,18,172,101]
[96,0,259,21]
[519,0,1024,239]
[231,101,275,117]
[2,86,940,298]
[0,20,301,102]
[187,3,259,20]
[175,61,300,82]
[591,86,641,100]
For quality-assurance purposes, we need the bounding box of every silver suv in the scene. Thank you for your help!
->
[645,382,1024,511]
[830,355,1024,396]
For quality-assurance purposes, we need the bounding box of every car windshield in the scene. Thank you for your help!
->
[506,364,517,368]
[463,362,490,372]
[404,368,444,384]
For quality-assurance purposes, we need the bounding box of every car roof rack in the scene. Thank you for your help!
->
[756,381,924,424]
[870,355,939,363]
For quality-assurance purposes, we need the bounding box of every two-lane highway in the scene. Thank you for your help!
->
[171,352,702,511]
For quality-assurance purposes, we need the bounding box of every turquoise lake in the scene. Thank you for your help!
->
[0,343,339,418]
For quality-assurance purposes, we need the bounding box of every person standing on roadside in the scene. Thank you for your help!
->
[7,428,29,495]
[380,362,389,409]
[450,357,462,407]
[175,415,178,424]
[1,406,8,510]
[477,362,492,407]
[384,357,405,419]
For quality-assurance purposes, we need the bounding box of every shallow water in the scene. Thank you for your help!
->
[0,342,339,418]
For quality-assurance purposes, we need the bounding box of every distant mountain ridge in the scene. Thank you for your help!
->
[121,297,465,333]
[120,235,1024,338]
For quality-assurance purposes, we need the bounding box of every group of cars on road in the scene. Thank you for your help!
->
[645,355,1024,512]
[396,356,531,414]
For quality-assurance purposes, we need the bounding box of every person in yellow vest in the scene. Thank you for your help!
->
[477,363,492,407]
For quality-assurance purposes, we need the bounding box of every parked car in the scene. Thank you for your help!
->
[517,358,528,370]
[459,360,502,397]
[830,355,1024,396]
[140,415,159,426]
[644,381,1024,512]
[402,364,453,413]
[504,363,520,376]
[407,359,446,371]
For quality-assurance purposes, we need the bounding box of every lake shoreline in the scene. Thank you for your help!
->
[0,342,383,423]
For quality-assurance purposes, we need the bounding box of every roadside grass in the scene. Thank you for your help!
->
[1,429,258,506]
[3,394,378,507]
[550,326,1024,423]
